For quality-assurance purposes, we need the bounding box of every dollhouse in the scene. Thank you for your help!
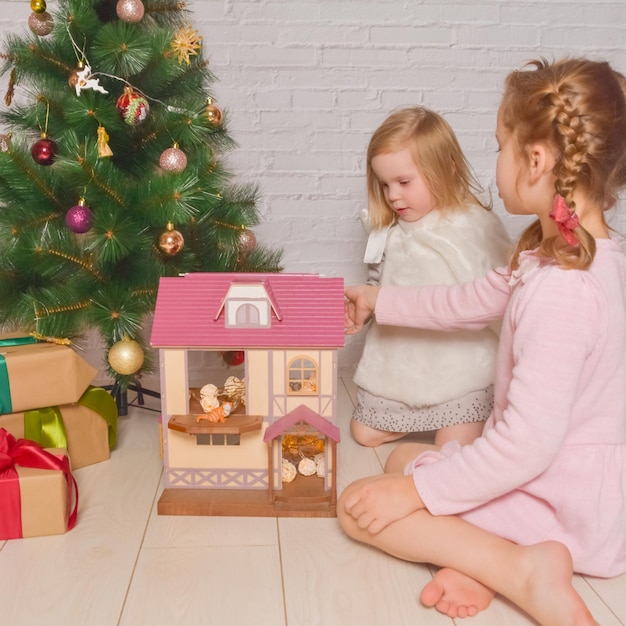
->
[150,272,345,517]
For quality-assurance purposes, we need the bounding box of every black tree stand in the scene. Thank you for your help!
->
[105,379,161,416]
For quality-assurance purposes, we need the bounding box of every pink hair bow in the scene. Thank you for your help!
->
[549,195,580,246]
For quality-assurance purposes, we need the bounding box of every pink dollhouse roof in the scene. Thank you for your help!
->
[150,272,345,349]
[263,404,341,443]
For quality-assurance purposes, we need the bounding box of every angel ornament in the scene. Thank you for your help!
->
[74,64,108,97]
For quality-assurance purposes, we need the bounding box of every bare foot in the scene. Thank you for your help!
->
[420,568,495,618]
[509,541,596,626]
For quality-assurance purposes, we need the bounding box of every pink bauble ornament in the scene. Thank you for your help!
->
[28,10,54,36]
[31,135,57,166]
[65,199,93,234]
[116,87,149,125]
[116,0,145,23]
[238,228,257,254]
[159,144,187,172]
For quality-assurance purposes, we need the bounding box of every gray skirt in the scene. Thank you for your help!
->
[352,385,494,433]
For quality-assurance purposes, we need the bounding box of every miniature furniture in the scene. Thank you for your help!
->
[150,272,345,517]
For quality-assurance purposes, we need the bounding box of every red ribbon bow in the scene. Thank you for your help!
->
[549,195,580,246]
[0,428,78,539]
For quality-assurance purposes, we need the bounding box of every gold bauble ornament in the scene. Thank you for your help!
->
[108,336,144,375]
[30,0,46,13]
[158,221,184,256]
[206,97,223,126]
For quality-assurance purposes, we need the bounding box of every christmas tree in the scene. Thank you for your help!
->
[0,0,282,394]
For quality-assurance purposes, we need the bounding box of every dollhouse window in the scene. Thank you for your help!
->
[235,303,260,325]
[287,357,318,395]
[196,434,241,446]
[216,281,280,329]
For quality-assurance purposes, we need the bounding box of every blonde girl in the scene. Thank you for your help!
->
[352,107,510,447]
[341,58,626,625]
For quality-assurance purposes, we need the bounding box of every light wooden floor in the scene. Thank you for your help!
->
[2,378,625,626]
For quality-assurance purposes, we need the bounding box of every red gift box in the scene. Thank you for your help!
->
[0,428,78,539]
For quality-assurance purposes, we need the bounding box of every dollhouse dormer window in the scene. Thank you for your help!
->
[215,280,282,328]
[287,356,318,395]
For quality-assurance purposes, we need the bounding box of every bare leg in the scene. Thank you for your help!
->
[384,441,439,473]
[337,481,595,625]
[350,418,408,447]
[384,442,494,618]
[435,420,484,447]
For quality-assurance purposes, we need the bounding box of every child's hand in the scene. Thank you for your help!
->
[342,473,424,534]
[344,285,380,334]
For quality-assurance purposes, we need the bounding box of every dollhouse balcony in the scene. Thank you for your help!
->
[167,412,263,436]
[167,390,262,438]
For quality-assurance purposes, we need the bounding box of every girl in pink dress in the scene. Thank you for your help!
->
[340,57,626,626]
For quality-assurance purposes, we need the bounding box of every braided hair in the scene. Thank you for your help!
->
[500,58,626,270]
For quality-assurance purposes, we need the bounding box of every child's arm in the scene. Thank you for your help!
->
[344,284,380,334]
[376,268,510,332]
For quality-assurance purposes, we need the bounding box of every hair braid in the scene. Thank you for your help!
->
[550,89,587,212]
[501,58,626,270]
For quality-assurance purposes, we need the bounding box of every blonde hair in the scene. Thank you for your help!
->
[500,58,626,270]
[366,107,491,230]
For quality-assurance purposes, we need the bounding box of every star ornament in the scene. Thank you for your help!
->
[171,25,202,65]
[74,64,109,96]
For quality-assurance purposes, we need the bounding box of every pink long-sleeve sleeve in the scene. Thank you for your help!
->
[374,267,511,332]
[378,262,605,515]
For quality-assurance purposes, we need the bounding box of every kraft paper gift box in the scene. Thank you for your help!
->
[0,429,78,540]
[0,387,118,470]
[0,333,97,415]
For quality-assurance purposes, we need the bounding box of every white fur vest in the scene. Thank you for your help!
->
[353,205,511,407]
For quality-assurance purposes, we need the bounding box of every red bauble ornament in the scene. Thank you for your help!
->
[31,134,57,166]
[116,87,149,125]
[116,0,145,23]
[159,144,187,172]
[65,198,93,234]
[221,351,245,366]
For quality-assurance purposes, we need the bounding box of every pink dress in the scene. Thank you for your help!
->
[375,239,626,577]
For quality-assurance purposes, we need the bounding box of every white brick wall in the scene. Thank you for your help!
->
[1,0,625,377]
